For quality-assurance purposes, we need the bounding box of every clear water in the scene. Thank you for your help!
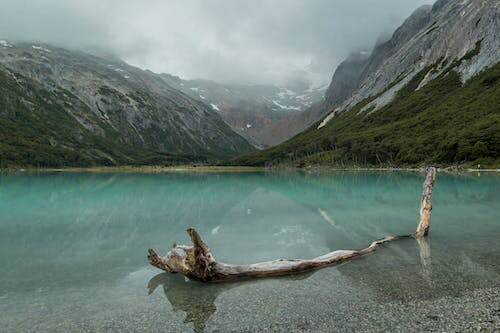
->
[0,171,498,332]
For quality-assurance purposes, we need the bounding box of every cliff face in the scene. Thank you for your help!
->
[0,42,253,166]
[321,0,500,124]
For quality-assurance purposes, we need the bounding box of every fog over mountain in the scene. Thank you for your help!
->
[0,0,434,87]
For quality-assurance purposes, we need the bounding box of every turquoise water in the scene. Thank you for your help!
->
[0,171,498,332]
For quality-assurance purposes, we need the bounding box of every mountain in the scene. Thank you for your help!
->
[323,51,371,110]
[323,0,499,119]
[235,0,500,168]
[160,74,326,147]
[0,42,254,167]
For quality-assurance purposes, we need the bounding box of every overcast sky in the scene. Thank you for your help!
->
[0,0,435,87]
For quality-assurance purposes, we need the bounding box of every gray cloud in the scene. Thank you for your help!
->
[0,0,435,86]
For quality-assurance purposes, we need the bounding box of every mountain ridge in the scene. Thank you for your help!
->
[0,42,254,167]
[322,0,500,120]
[234,0,500,168]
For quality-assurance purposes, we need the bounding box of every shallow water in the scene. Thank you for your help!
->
[0,171,498,332]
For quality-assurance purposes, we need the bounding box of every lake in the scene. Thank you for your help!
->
[0,171,499,332]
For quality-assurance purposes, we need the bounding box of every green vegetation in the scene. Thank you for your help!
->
[235,62,500,168]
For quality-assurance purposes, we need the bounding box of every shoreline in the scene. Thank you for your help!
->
[2,165,266,173]
[1,165,499,174]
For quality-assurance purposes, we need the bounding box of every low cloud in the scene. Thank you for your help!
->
[0,0,435,86]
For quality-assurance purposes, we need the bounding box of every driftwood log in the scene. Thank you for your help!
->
[148,167,437,282]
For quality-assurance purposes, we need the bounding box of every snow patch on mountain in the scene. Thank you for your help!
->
[32,45,51,53]
[277,88,296,99]
[272,100,301,111]
[0,40,12,48]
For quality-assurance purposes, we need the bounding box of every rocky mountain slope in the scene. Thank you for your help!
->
[0,42,254,167]
[236,0,500,168]
[160,74,326,147]
[322,0,500,122]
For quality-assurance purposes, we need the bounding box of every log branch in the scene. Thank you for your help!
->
[148,167,437,282]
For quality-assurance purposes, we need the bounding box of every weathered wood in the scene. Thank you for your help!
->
[148,167,437,282]
[415,167,437,238]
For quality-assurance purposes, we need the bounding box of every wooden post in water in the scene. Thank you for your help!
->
[148,167,437,282]
[415,167,437,238]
